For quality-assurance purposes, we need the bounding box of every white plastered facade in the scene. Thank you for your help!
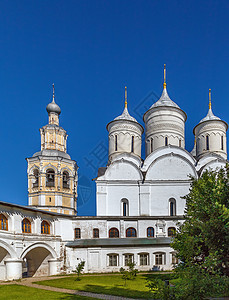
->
[0,82,228,280]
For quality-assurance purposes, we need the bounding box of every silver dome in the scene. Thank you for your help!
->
[46,100,61,115]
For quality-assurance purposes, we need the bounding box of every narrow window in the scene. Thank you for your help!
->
[115,135,118,151]
[0,214,8,231]
[169,198,176,216]
[41,221,50,234]
[22,218,31,233]
[109,228,119,238]
[126,227,137,237]
[75,228,81,239]
[123,202,127,216]
[168,227,176,237]
[147,227,154,238]
[46,169,55,187]
[139,253,149,265]
[221,136,224,150]
[93,228,99,238]
[151,138,153,153]
[131,136,134,152]
[179,139,182,147]
[108,254,118,266]
[49,197,52,202]
[165,137,168,146]
[206,135,209,150]
[63,171,70,189]
[124,254,134,266]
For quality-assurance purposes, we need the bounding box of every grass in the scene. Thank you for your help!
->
[0,284,96,300]
[37,273,177,299]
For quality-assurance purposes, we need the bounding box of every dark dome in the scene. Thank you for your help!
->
[46,100,61,115]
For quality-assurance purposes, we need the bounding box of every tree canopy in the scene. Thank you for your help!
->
[172,165,229,276]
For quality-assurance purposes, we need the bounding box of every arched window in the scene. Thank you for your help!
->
[46,169,55,187]
[206,135,209,150]
[126,227,137,237]
[221,136,224,150]
[151,138,153,153]
[33,169,39,188]
[168,227,176,237]
[165,137,168,146]
[115,135,118,151]
[41,221,50,234]
[93,228,99,238]
[131,136,134,152]
[0,214,8,231]
[63,171,70,189]
[121,198,129,216]
[169,198,176,216]
[147,227,154,238]
[109,227,119,238]
[22,218,31,233]
[75,228,81,239]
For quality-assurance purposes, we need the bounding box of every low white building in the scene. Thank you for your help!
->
[0,76,227,280]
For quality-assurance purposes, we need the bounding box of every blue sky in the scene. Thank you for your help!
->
[0,0,228,215]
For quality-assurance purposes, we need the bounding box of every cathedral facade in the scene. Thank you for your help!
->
[0,73,227,280]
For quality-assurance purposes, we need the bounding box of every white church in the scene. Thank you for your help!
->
[0,69,227,281]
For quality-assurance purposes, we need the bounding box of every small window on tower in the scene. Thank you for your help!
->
[206,135,209,150]
[151,138,153,153]
[49,197,52,202]
[179,139,182,147]
[165,137,168,146]
[115,135,118,151]
[131,136,134,152]
[221,136,224,150]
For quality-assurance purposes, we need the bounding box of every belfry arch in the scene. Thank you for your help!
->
[21,242,58,277]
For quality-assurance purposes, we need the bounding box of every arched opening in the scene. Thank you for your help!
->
[0,214,8,231]
[165,137,168,146]
[169,198,176,216]
[126,227,137,237]
[121,198,129,216]
[41,221,50,234]
[46,169,55,187]
[63,171,70,189]
[221,135,224,150]
[168,227,176,237]
[22,218,31,233]
[33,169,39,188]
[179,139,182,147]
[109,228,119,238]
[0,241,14,280]
[147,227,154,238]
[21,243,57,278]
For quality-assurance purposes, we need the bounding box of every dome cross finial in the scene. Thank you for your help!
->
[209,89,211,110]
[52,83,55,103]
[125,86,127,109]
[163,64,167,88]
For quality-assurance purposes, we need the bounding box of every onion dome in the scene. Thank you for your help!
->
[198,90,220,123]
[150,84,180,109]
[46,84,61,115]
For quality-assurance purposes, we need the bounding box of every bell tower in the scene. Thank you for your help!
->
[27,85,78,215]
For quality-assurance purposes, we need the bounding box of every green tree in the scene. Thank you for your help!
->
[74,260,85,280]
[172,166,229,276]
